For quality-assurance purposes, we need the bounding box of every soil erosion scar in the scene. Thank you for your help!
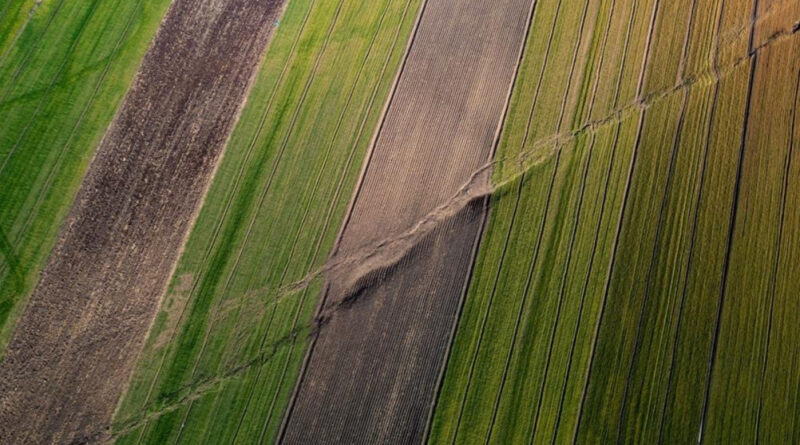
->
[0,0,287,443]
[280,0,536,443]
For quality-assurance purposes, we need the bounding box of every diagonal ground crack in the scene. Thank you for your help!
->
[248,15,800,310]
[103,7,800,441]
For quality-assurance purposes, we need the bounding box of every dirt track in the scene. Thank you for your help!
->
[0,0,284,442]
[280,0,535,442]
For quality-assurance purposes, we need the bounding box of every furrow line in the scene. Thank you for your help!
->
[515,153,562,445]
[527,136,595,445]
[697,53,757,445]
[676,0,701,83]
[584,0,618,122]
[748,0,761,54]
[519,0,565,150]
[635,0,662,99]
[550,123,620,445]
[0,226,23,293]
[655,72,721,445]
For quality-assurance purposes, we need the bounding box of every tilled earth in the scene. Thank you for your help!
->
[0,0,284,442]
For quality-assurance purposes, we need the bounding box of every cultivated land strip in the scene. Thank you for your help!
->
[0,0,287,442]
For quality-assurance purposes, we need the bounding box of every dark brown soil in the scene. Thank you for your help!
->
[0,0,285,443]
[280,0,535,442]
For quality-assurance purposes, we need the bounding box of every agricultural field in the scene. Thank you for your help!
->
[0,0,799,443]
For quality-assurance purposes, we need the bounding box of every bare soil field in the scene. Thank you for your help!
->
[0,0,285,442]
[279,0,536,442]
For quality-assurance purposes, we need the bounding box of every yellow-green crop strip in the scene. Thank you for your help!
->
[0,0,173,351]
[430,0,800,443]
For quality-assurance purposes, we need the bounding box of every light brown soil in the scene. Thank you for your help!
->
[0,0,285,443]
[280,0,535,442]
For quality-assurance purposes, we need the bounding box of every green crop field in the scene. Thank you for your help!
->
[110,0,422,442]
[429,0,800,444]
[0,0,172,350]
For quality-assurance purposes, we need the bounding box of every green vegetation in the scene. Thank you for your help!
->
[0,0,173,350]
[111,0,422,442]
[430,0,800,443]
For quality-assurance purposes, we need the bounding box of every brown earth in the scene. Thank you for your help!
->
[0,0,285,443]
[279,0,536,442]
